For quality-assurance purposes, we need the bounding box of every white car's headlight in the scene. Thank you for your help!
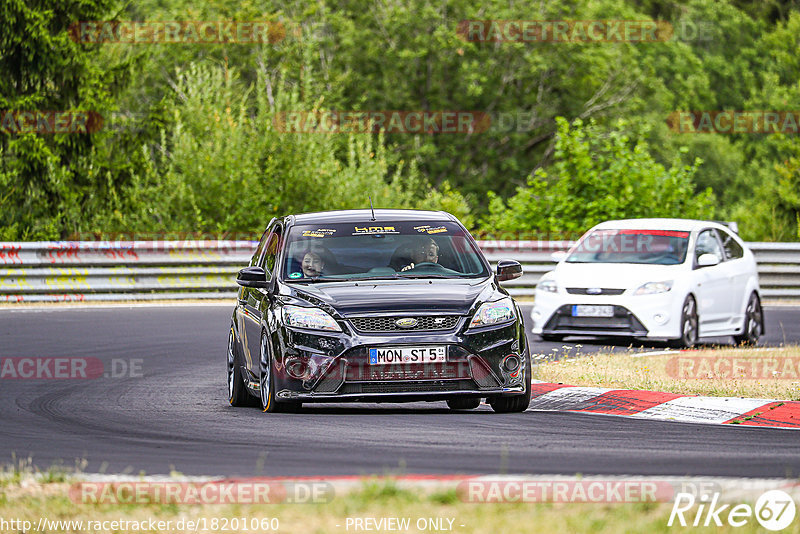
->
[469,298,516,328]
[282,305,341,331]
[537,280,558,293]
[634,281,673,295]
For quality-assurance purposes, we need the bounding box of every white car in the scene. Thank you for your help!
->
[531,219,763,347]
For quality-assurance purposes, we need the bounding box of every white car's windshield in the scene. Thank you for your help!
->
[566,229,690,265]
[282,221,489,281]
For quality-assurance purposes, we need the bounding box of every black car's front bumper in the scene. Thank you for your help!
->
[270,315,527,403]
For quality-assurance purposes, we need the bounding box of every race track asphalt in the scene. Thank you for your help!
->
[0,303,798,478]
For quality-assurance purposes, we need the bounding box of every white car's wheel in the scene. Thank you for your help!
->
[734,293,763,346]
[670,296,698,349]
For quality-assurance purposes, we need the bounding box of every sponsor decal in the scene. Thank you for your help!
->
[353,226,398,235]
[301,228,336,238]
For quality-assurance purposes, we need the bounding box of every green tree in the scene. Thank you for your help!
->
[97,60,471,235]
[0,0,134,239]
[483,118,714,237]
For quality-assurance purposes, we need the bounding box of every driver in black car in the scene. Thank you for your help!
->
[400,238,439,271]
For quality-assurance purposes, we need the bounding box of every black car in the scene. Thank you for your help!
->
[226,209,531,413]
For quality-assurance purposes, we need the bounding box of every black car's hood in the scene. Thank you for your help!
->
[283,277,498,316]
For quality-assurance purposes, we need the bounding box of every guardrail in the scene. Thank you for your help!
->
[1,240,798,302]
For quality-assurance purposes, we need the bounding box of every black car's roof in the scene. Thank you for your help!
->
[288,209,456,225]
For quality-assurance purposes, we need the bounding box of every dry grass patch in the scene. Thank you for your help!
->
[533,346,800,400]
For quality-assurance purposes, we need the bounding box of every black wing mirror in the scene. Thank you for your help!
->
[236,266,269,288]
[497,260,523,282]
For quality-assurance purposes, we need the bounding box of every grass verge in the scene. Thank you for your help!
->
[533,346,800,400]
[2,478,796,534]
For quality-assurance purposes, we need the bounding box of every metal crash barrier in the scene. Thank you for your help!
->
[0,240,798,302]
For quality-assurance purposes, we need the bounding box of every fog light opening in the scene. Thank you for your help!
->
[502,354,521,373]
[285,356,310,379]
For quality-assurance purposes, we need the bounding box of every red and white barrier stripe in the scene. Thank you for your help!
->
[529,382,800,429]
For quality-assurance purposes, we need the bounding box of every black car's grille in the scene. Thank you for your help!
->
[339,380,474,394]
[313,361,345,393]
[349,316,460,333]
[468,357,502,389]
[566,288,626,295]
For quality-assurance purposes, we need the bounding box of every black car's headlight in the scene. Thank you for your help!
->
[282,305,341,332]
[469,297,516,328]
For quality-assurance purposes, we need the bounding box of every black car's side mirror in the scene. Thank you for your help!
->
[497,260,523,282]
[236,266,269,288]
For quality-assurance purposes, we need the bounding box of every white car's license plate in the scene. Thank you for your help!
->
[572,305,614,317]
[369,346,447,365]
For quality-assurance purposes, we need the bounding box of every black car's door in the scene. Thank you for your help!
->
[236,226,270,385]
[243,223,283,380]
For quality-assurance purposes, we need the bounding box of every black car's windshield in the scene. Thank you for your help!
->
[566,229,690,265]
[282,221,489,281]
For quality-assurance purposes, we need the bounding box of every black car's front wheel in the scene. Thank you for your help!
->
[227,326,252,407]
[489,353,532,413]
[259,334,301,413]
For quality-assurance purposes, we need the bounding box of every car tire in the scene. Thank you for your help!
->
[489,353,532,413]
[227,326,253,407]
[446,398,481,410]
[259,333,300,413]
[733,292,763,346]
[540,334,564,342]
[670,295,698,349]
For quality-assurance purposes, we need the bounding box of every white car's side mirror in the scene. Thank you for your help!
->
[697,253,721,267]
[550,251,568,263]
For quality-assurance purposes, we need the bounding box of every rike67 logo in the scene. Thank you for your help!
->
[669,490,796,531]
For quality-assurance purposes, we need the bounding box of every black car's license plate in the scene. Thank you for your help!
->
[369,346,447,365]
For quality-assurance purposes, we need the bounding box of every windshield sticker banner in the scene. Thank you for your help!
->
[414,225,448,235]
[302,228,336,238]
[352,226,399,235]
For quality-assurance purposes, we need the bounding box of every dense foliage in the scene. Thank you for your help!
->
[2,0,800,240]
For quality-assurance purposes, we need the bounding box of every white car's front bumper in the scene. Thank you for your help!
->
[531,290,685,339]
